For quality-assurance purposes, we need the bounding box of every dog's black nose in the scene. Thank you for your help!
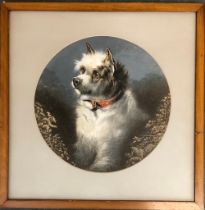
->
[73,77,81,88]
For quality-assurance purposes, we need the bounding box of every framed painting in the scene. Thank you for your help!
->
[0,2,204,210]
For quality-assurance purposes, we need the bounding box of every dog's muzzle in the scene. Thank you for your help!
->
[73,77,82,88]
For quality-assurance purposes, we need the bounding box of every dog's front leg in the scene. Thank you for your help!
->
[73,140,97,169]
[89,143,123,172]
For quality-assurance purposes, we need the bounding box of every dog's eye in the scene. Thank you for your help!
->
[92,70,100,81]
[80,67,86,74]
[98,66,104,71]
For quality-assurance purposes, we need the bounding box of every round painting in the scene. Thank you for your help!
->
[34,36,171,172]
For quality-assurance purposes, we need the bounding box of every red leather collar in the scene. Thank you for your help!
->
[91,98,114,109]
[84,91,123,110]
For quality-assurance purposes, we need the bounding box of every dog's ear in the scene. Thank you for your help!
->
[105,48,114,63]
[86,42,95,54]
[105,48,115,73]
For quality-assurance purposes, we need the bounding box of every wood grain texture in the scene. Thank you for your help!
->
[0,3,9,207]
[0,200,202,210]
[195,5,205,210]
[4,2,204,11]
[3,0,205,2]
[0,2,204,210]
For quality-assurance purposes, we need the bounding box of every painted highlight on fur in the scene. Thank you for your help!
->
[72,43,149,172]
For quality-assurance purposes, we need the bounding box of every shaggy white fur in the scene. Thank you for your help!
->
[74,89,148,172]
[75,51,115,74]
[72,48,149,172]
[75,52,105,71]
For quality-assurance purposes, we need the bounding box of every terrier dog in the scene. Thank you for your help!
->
[72,43,148,172]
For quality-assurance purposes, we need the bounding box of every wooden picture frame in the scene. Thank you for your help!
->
[0,2,204,210]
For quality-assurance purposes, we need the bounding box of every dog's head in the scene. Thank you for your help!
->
[72,43,128,100]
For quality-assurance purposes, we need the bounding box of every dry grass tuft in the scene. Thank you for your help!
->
[125,94,171,167]
[35,102,70,162]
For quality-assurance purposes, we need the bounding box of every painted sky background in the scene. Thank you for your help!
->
[36,36,169,111]
[40,36,164,88]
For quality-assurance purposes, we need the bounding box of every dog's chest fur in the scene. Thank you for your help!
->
[74,89,148,171]
[77,90,136,141]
